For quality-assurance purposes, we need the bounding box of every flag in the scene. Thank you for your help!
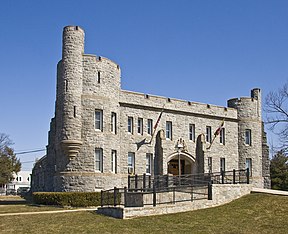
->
[214,119,225,136]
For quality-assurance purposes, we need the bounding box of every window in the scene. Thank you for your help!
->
[111,150,117,173]
[95,110,103,131]
[111,112,117,134]
[146,153,153,174]
[206,126,212,143]
[16,176,22,182]
[245,129,251,145]
[138,118,143,135]
[220,128,225,145]
[74,106,77,118]
[166,121,172,140]
[128,152,135,174]
[208,157,212,174]
[128,117,133,134]
[65,80,68,92]
[246,158,252,176]
[220,158,225,173]
[189,124,195,141]
[147,119,153,135]
[97,71,101,83]
[95,148,103,172]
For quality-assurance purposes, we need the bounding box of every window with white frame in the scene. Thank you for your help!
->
[208,157,212,174]
[220,158,225,173]
[220,128,225,145]
[146,153,153,174]
[95,148,103,172]
[138,118,143,135]
[246,158,252,176]
[128,152,135,174]
[111,150,117,173]
[189,124,195,141]
[206,126,212,143]
[245,129,252,145]
[95,110,103,131]
[111,112,117,134]
[166,121,172,140]
[147,119,153,135]
[128,117,133,134]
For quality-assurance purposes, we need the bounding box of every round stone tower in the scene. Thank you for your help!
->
[228,88,263,188]
[60,26,84,159]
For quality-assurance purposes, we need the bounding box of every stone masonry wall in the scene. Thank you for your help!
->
[31,26,269,192]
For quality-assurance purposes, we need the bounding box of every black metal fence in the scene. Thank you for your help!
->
[101,183,211,208]
[101,169,249,208]
[128,169,250,191]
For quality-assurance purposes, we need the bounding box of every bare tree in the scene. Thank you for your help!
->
[265,82,288,152]
[0,133,13,152]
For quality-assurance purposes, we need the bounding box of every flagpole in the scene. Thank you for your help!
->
[206,119,225,150]
[149,106,165,144]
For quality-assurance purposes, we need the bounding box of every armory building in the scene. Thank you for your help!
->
[31,26,270,192]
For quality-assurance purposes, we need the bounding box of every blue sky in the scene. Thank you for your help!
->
[0,0,287,170]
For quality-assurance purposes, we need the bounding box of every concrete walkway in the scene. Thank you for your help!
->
[251,188,288,196]
[0,208,98,217]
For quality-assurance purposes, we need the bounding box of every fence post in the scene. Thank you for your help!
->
[208,182,212,200]
[135,174,138,190]
[124,186,127,207]
[233,169,236,184]
[143,173,146,191]
[173,186,176,204]
[221,170,225,184]
[148,175,151,189]
[113,187,117,207]
[101,190,103,207]
[246,168,250,184]
[153,184,156,207]
[191,186,193,202]
[128,175,130,190]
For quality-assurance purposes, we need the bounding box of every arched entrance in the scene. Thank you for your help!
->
[167,152,195,176]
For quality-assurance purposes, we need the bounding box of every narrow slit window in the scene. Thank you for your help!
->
[166,121,172,140]
[95,110,103,131]
[111,150,117,173]
[111,112,117,134]
[128,152,135,174]
[73,106,76,118]
[147,119,153,135]
[138,118,143,135]
[128,117,133,134]
[245,129,252,146]
[97,71,101,83]
[206,126,212,143]
[189,124,195,141]
[65,80,68,92]
[220,128,225,145]
[95,148,103,172]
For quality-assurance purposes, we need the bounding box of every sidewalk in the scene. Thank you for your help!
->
[251,188,288,196]
[0,208,98,217]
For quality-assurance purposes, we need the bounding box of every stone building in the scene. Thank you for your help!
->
[31,26,270,192]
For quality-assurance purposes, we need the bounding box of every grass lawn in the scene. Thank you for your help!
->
[0,193,287,233]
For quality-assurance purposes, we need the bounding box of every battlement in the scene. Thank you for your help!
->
[120,90,237,120]
[227,88,261,119]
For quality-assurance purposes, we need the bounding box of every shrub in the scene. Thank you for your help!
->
[32,192,101,207]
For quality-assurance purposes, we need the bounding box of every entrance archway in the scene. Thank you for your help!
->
[167,152,195,176]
